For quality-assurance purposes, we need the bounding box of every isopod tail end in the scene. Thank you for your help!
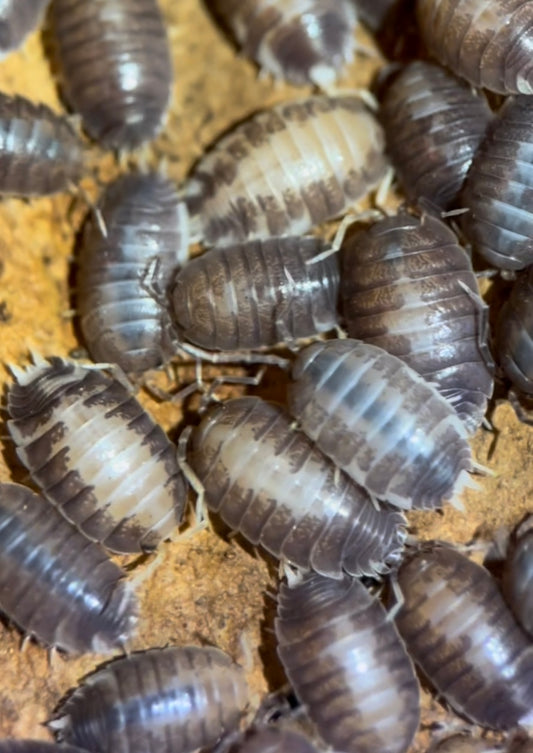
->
[7,362,27,382]
[471,459,495,477]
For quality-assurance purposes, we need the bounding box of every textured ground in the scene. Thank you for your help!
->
[0,2,530,751]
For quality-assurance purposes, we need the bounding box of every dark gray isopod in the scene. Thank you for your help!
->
[288,338,474,510]
[496,265,533,398]
[0,0,50,57]
[78,172,189,374]
[502,515,533,637]
[54,646,249,753]
[275,573,420,753]
[171,236,339,352]
[0,92,85,196]
[0,744,89,753]
[395,543,533,730]
[234,728,320,753]
[0,483,137,653]
[341,212,494,433]
[379,61,491,210]
[7,356,187,554]
[50,0,172,149]
[206,0,357,88]
[461,97,533,271]
[187,396,407,579]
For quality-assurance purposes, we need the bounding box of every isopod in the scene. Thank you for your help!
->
[49,0,172,149]
[0,0,50,57]
[0,744,89,753]
[428,735,502,753]
[78,172,189,374]
[416,0,533,94]
[171,236,339,352]
[379,61,491,210]
[461,97,533,271]
[206,0,357,87]
[395,543,533,730]
[502,514,533,637]
[0,92,85,196]
[187,396,406,579]
[287,338,474,510]
[340,212,494,433]
[496,265,533,398]
[7,355,187,554]
[184,94,387,246]
[54,645,249,753]
[235,727,320,753]
[0,482,137,654]
[275,572,420,753]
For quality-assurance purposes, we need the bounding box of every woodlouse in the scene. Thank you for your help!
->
[340,212,494,433]
[206,0,357,87]
[379,61,491,211]
[461,97,533,271]
[416,0,533,94]
[49,0,173,149]
[78,172,189,374]
[0,482,137,654]
[0,92,85,196]
[502,514,533,637]
[187,396,407,579]
[287,338,474,510]
[54,646,249,753]
[185,94,387,246]
[395,543,533,730]
[0,744,89,753]
[171,236,339,352]
[7,355,187,554]
[275,572,420,753]
[428,736,502,753]
[496,265,533,398]
[0,0,50,57]
[234,728,320,753]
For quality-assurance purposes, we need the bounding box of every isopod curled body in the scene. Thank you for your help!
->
[78,172,189,374]
[340,212,494,433]
[379,61,491,210]
[502,514,533,637]
[395,543,533,730]
[54,646,249,753]
[49,0,172,149]
[7,356,187,554]
[287,338,473,510]
[171,236,339,352]
[0,0,50,57]
[187,396,406,579]
[206,0,357,87]
[275,572,420,753]
[416,0,533,94]
[496,265,533,398]
[0,482,137,654]
[0,92,85,196]
[185,94,387,246]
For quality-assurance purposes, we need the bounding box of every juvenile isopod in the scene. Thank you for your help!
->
[496,265,533,399]
[416,0,533,94]
[78,172,189,374]
[461,97,533,271]
[0,0,50,57]
[206,0,357,87]
[234,727,320,753]
[287,338,474,510]
[7,355,187,554]
[184,94,387,246]
[275,572,420,753]
[379,61,492,210]
[502,514,533,637]
[0,482,137,654]
[187,396,407,579]
[0,92,85,196]
[54,646,249,753]
[340,212,494,433]
[395,543,533,730]
[171,236,339,353]
[49,0,173,149]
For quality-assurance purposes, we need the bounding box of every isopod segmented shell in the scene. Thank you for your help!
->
[496,265,533,397]
[502,514,533,637]
[0,0,50,57]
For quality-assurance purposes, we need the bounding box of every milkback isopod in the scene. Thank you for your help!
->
[187,396,406,579]
[395,543,533,730]
[502,514,533,637]
[275,572,420,753]
[0,482,137,654]
[287,338,473,510]
[171,236,339,352]
[54,645,249,753]
[0,0,50,56]
[49,0,172,149]
[78,172,189,374]
[7,356,187,554]
[340,212,494,433]
[206,0,357,87]
[496,265,533,397]
[184,94,387,246]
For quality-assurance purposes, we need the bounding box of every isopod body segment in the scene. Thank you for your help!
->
[0,0,50,57]
[502,515,533,637]
[54,646,249,753]
[496,265,533,398]
[0,482,137,654]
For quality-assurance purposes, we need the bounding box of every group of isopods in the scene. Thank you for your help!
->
[0,1,531,753]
